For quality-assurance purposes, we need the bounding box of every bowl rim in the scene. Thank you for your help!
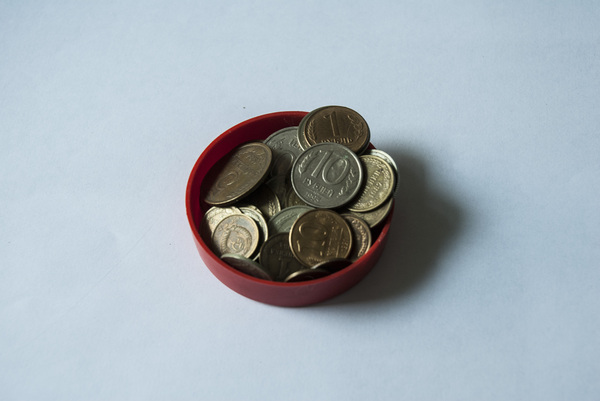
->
[185,111,393,288]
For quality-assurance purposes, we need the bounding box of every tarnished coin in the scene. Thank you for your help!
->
[291,143,363,209]
[364,149,398,194]
[285,186,308,208]
[300,106,370,154]
[238,206,269,256]
[310,258,353,274]
[259,233,305,281]
[265,174,291,206]
[221,253,273,281]
[239,184,281,219]
[297,106,328,151]
[284,268,330,283]
[263,126,303,177]
[267,205,314,236]
[341,214,372,261]
[289,209,353,267]
[200,206,241,246]
[346,197,394,228]
[211,213,260,258]
[346,155,395,212]
[204,142,272,206]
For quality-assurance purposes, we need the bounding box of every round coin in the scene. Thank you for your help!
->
[221,253,273,281]
[239,206,269,257]
[211,213,260,258]
[200,206,241,246]
[259,233,305,281]
[300,106,370,154]
[297,106,328,151]
[346,155,395,212]
[239,184,281,219]
[263,126,303,177]
[346,197,394,228]
[204,142,272,206]
[267,205,314,236]
[284,268,330,283]
[341,214,372,261]
[364,149,399,194]
[291,142,363,209]
[289,209,353,267]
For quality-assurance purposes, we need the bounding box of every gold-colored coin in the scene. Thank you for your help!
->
[284,268,330,282]
[204,142,272,206]
[300,106,370,154]
[289,209,353,267]
[346,155,394,212]
[341,214,372,261]
[200,206,241,247]
[221,254,273,281]
[210,213,260,258]
[239,184,281,219]
[259,233,305,281]
[347,197,394,228]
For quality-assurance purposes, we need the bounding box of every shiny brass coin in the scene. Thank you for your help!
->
[289,209,353,267]
[284,268,330,283]
[364,149,398,194]
[267,205,314,236]
[204,142,272,206]
[346,155,395,212]
[200,206,242,246]
[310,258,353,274]
[341,214,372,261]
[221,253,273,281]
[239,184,281,219]
[238,206,269,257]
[259,233,305,281]
[301,106,370,154]
[211,213,260,258]
[347,197,394,228]
[291,142,363,209]
[297,106,328,151]
[263,126,302,176]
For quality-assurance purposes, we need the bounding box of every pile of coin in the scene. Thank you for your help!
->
[200,106,397,282]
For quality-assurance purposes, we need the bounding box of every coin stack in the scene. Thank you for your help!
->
[200,106,398,282]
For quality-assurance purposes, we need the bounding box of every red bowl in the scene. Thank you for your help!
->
[186,111,394,307]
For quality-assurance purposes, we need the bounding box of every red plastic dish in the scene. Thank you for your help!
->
[186,111,394,307]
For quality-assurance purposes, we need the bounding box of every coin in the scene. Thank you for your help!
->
[284,268,330,283]
[310,258,353,274]
[289,209,353,267]
[259,233,305,281]
[200,206,242,246]
[346,155,394,212]
[265,174,290,206]
[346,197,394,228]
[211,213,260,258]
[239,184,281,219]
[263,126,303,177]
[221,253,273,281]
[290,142,363,209]
[297,106,327,151]
[364,149,398,194]
[285,186,308,208]
[204,142,272,206]
[341,214,372,261]
[238,206,269,257]
[267,205,314,236]
[300,106,370,154]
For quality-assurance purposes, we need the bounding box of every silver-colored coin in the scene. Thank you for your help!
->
[259,233,305,281]
[310,258,353,274]
[284,268,330,283]
[239,184,281,219]
[267,205,314,236]
[290,142,364,209]
[200,206,241,247]
[263,127,303,177]
[221,253,273,281]
[211,213,260,258]
[238,206,269,257]
[346,155,395,212]
[364,149,398,194]
[341,214,372,261]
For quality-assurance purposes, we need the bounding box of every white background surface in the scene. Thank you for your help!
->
[2,1,599,400]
